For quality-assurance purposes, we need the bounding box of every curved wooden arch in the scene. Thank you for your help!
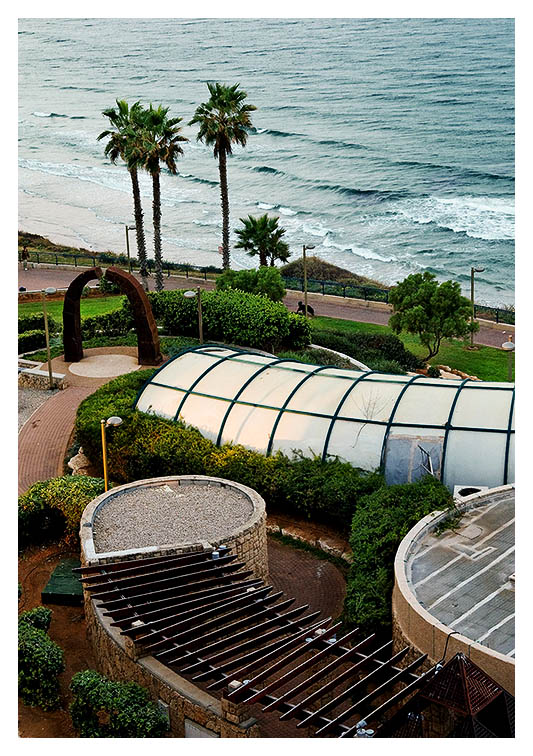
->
[63,266,162,366]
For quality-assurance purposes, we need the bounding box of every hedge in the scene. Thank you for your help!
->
[215,266,286,302]
[18,329,47,354]
[311,328,423,373]
[69,670,168,737]
[75,371,384,530]
[147,288,311,351]
[81,303,134,340]
[343,476,453,632]
[19,607,64,710]
[18,313,59,334]
[18,475,105,546]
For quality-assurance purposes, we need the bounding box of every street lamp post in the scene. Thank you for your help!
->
[302,244,315,318]
[184,288,203,344]
[470,266,485,348]
[100,416,123,492]
[41,287,57,390]
[501,337,515,382]
[125,224,136,273]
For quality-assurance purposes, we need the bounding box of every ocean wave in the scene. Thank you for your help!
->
[177,172,218,187]
[257,202,275,210]
[252,165,286,177]
[32,111,86,119]
[278,206,297,216]
[322,236,394,262]
[389,157,514,183]
[394,195,514,241]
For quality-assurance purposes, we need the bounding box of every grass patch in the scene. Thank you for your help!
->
[18,295,125,321]
[311,316,514,382]
[267,530,350,576]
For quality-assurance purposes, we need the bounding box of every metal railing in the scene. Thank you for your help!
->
[19,251,514,325]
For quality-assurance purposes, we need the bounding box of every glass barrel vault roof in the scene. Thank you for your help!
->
[134,345,515,490]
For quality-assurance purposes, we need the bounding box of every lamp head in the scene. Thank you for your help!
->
[304,244,316,251]
[183,290,197,299]
[501,341,515,352]
[472,267,485,273]
[106,416,123,427]
[44,287,57,295]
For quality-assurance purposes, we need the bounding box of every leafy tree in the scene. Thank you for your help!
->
[389,272,477,361]
[189,83,256,269]
[234,214,290,267]
[98,100,150,290]
[136,104,187,291]
[215,266,286,301]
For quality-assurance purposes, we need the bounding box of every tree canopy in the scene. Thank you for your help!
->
[234,214,290,267]
[389,271,477,360]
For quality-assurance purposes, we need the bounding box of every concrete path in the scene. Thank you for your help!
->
[18,264,514,348]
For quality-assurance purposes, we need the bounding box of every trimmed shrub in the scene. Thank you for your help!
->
[215,266,286,302]
[18,329,47,353]
[69,670,168,737]
[19,608,64,710]
[311,328,422,373]
[19,606,52,632]
[97,276,122,295]
[81,302,134,340]
[18,313,59,334]
[343,476,453,632]
[18,475,105,546]
[148,288,310,351]
[427,365,441,378]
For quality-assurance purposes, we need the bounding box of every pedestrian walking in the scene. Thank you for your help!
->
[21,245,29,271]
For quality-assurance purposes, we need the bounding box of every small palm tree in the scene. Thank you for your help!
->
[138,105,188,291]
[234,214,290,267]
[189,83,256,269]
[98,100,150,290]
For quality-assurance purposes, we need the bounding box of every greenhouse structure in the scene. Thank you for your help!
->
[135,345,515,491]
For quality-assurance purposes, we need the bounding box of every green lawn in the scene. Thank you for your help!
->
[18,295,124,321]
[311,316,514,382]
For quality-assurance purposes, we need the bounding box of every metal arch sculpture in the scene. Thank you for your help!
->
[63,266,162,366]
[63,266,103,362]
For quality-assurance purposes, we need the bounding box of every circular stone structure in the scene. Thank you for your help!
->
[68,353,140,378]
[80,475,268,581]
[392,484,515,694]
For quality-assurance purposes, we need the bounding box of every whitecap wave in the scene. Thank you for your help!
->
[322,236,394,262]
[394,195,514,241]
[257,202,275,210]
[278,206,298,216]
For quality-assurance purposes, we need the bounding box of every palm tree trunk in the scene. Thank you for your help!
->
[130,166,149,291]
[152,171,164,292]
[218,150,230,269]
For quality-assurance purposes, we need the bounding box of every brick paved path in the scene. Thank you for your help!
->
[19,264,513,348]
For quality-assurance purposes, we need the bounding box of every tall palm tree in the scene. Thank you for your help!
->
[97,99,150,290]
[189,83,256,270]
[234,214,290,267]
[138,104,188,291]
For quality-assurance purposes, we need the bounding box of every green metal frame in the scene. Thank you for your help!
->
[321,371,377,461]
[134,346,515,483]
[266,365,335,456]
[503,387,515,485]
[379,374,425,470]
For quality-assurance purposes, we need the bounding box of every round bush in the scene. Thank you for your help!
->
[19,610,64,710]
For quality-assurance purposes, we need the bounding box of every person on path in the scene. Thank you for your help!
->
[21,245,29,271]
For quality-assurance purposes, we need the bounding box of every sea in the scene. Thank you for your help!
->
[18,17,515,307]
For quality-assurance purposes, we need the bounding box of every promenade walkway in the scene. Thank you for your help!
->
[18,264,513,348]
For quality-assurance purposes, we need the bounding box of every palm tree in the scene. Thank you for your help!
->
[97,99,150,290]
[189,83,256,269]
[234,214,290,267]
[138,104,187,291]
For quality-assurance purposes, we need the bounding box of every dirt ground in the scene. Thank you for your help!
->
[18,543,97,738]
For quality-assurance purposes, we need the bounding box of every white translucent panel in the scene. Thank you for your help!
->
[178,394,231,444]
[194,359,271,401]
[507,435,515,483]
[228,354,272,368]
[271,414,330,457]
[219,404,278,451]
[238,367,307,408]
[313,367,366,380]
[155,350,228,390]
[452,388,513,431]
[136,384,185,420]
[285,374,351,415]
[443,431,508,489]
[394,385,458,426]
[326,419,386,470]
[342,380,405,423]
[366,373,410,384]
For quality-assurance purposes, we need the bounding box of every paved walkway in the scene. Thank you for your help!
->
[18,264,514,348]
[18,346,146,494]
